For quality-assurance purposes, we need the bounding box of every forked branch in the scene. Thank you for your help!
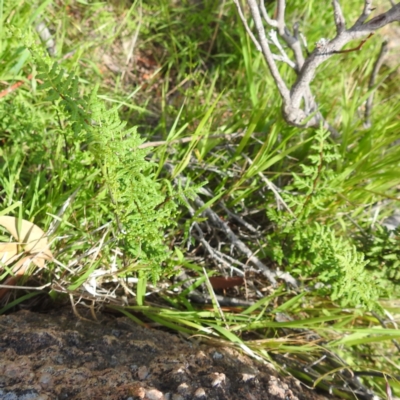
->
[235,0,400,135]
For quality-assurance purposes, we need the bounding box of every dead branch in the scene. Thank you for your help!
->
[192,194,298,287]
[235,0,400,134]
[165,161,298,287]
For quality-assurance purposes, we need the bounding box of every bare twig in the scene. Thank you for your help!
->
[354,0,373,26]
[269,30,296,69]
[191,220,231,268]
[214,248,249,269]
[165,152,300,286]
[276,0,286,36]
[193,195,298,287]
[246,0,291,104]
[167,161,297,286]
[259,0,278,27]
[241,153,295,216]
[332,0,346,34]
[233,0,262,51]
[220,202,260,234]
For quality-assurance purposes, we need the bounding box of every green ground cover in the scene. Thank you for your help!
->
[1,0,400,397]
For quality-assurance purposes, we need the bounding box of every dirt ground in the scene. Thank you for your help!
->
[0,308,339,400]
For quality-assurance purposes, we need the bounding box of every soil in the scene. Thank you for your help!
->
[0,308,338,400]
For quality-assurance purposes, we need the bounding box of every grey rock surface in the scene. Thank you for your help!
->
[0,308,336,400]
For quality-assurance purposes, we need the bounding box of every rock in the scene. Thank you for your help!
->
[0,308,336,400]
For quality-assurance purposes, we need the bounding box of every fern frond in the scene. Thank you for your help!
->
[10,29,181,282]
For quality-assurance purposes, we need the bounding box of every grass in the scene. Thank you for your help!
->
[1,0,400,398]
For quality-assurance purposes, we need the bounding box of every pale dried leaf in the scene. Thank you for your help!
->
[0,216,53,259]
[11,256,33,275]
[0,242,20,265]
[31,255,46,269]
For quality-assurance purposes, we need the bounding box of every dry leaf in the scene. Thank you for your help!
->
[0,216,53,258]
[0,216,53,300]
[0,242,20,265]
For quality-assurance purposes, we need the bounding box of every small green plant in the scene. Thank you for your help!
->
[266,127,382,310]
[87,94,178,279]
[4,27,181,283]
[356,224,400,283]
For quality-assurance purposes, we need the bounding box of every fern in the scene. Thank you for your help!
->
[88,93,177,278]
[266,127,382,310]
[9,26,182,282]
